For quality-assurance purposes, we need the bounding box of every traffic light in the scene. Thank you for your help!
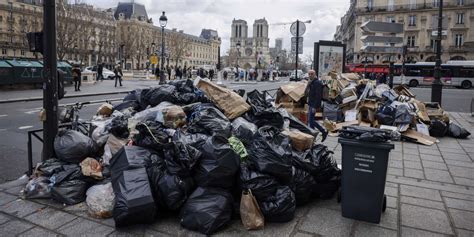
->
[57,69,66,100]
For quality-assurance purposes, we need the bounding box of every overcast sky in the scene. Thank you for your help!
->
[86,0,349,58]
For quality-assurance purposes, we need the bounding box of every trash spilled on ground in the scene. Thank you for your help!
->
[274,73,470,146]
[19,75,468,234]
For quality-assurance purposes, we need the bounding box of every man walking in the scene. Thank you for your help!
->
[97,63,103,81]
[305,69,328,142]
[209,69,214,81]
[114,64,123,87]
[72,64,81,91]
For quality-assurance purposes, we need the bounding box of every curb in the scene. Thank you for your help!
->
[0,91,131,104]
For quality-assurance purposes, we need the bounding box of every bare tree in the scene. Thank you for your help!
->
[168,31,191,67]
[56,1,94,62]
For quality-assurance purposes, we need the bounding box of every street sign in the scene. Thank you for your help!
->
[360,21,404,34]
[290,21,306,37]
[431,30,448,37]
[291,41,303,54]
[361,35,403,44]
[291,37,303,43]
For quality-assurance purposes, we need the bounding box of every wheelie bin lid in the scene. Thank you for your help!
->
[338,137,394,150]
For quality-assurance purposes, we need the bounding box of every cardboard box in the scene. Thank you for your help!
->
[394,85,416,98]
[279,81,308,102]
[402,129,437,146]
[282,130,315,152]
[197,79,250,119]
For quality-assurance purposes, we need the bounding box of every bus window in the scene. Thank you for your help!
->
[406,69,421,76]
[441,69,452,77]
[451,67,460,77]
[460,69,474,77]
[422,68,434,77]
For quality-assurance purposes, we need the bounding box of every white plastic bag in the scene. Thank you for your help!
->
[86,182,115,219]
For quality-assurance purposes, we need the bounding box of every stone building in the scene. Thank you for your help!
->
[0,1,220,71]
[334,0,474,64]
[230,18,271,69]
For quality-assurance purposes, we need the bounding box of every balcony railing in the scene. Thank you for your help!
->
[357,0,474,13]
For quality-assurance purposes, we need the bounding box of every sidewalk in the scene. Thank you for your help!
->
[0,112,472,236]
[0,79,161,103]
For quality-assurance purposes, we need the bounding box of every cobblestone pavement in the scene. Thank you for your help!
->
[0,112,472,236]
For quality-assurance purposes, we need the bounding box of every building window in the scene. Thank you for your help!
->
[457,0,464,5]
[367,0,373,10]
[0,16,2,22]
[410,0,417,9]
[388,0,394,11]
[407,36,416,47]
[408,15,416,26]
[455,34,463,47]
[386,16,395,23]
[433,0,439,7]
[1,48,6,54]
[21,50,25,56]
[430,39,438,49]
[456,13,464,24]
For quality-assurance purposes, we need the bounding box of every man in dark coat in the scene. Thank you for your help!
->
[114,64,123,87]
[72,64,81,91]
[97,63,103,81]
[305,69,328,142]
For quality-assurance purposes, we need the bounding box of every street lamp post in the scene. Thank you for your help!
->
[431,0,443,104]
[236,40,241,80]
[159,11,168,84]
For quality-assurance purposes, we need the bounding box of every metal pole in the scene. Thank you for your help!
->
[159,26,165,84]
[42,0,58,161]
[431,0,443,104]
[295,20,299,80]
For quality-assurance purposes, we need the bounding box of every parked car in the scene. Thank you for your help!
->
[83,66,115,80]
[289,70,304,81]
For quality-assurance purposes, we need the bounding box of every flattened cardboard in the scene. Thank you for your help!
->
[282,130,315,152]
[279,81,308,102]
[402,129,437,146]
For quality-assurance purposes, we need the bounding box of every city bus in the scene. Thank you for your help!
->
[393,61,474,89]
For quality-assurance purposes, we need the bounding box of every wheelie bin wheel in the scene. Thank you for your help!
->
[382,195,387,212]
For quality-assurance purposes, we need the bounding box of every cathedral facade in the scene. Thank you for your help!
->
[230,18,270,69]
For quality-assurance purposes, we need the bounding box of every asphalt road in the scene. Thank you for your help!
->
[0,79,288,182]
[0,79,472,182]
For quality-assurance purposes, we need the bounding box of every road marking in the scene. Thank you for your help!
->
[0,128,6,132]
[0,114,7,118]
[24,109,42,115]
[19,126,33,130]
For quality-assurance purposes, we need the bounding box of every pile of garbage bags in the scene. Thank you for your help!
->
[21,79,341,235]
[276,73,470,146]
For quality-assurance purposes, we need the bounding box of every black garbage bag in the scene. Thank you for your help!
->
[37,159,67,177]
[291,167,317,206]
[113,100,140,112]
[231,117,257,145]
[246,90,285,129]
[180,187,233,235]
[339,126,394,143]
[172,130,209,150]
[194,136,240,189]
[249,126,293,184]
[145,153,195,210]
[187,105,232,137]
[164,142,201,175]
[239,163,279,201]
[110,146,151,171]
[447,123,471,139]
[107,115,130,139]
[111,167,156,227]
[54,130,97,163]
[429,119,448,137]
[291,144,340,183]
[142,85,177,107]
[247,89,272,110]
[312,175,341,199]
[168,79,195,93]
[110,146,156,227]
[394,104,414,125]
[279,108,317,136]
[123,88,149,111]
[133,121,171,150]
[50,164,89,205]
[235,89,246,97]
[258,186,296,223]
[376,103,396,126]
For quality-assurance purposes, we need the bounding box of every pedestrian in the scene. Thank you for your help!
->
[72,64,81,91]
[155,66,160,80]
[176,66,182,79]
[183,66,187,79]
[114,64,123,87]
[239,69,244,81]
[305,69,328,142]
[209,69,214,81]
[223,70,228,80]
[171,66,176,80]
[166,65,171,80]
[97,62,103,81]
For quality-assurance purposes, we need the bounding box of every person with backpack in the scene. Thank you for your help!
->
[114,64,123,87]
[72,64,82,91]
